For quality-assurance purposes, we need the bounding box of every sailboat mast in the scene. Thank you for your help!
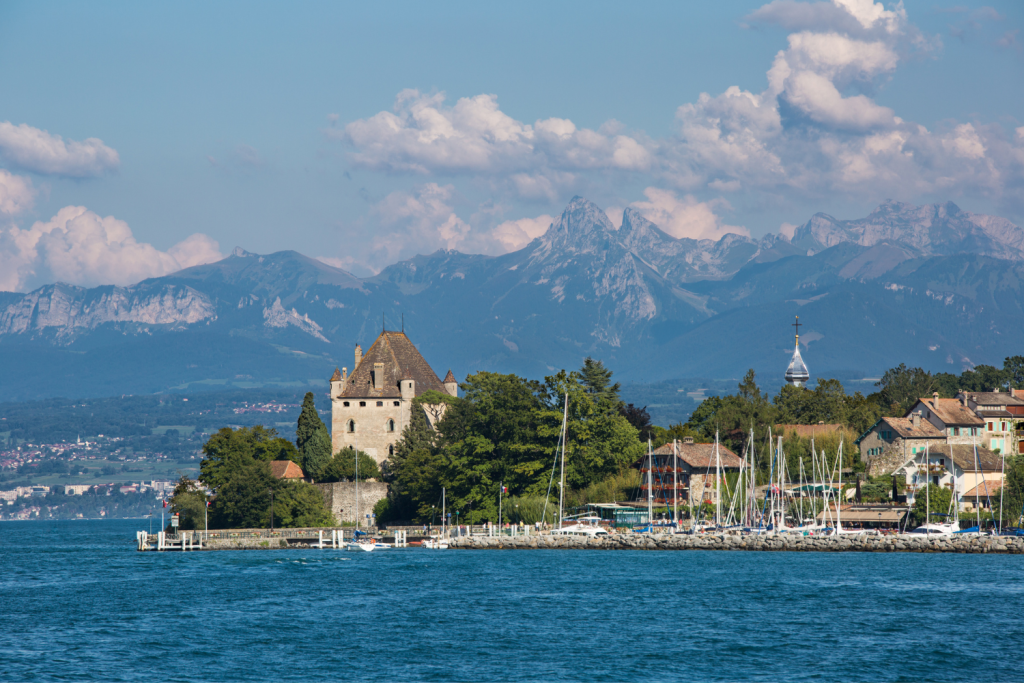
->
[837,439,844,532]
[354,436,359,533]
[647,438,654,528]
[973,439,981,532]
[558,393,568,530]
[442,487,446,538]
[715,431,721,527]
[673,439,678,529]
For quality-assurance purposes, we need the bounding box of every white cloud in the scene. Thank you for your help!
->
[0,122,119,177]
[491,214,554,251]
[365,183,471,266]
[0,206,223,292]
[629,188,749,241]
[0,170,35,216]
[336,0,1024,224]
[337,90,654,195]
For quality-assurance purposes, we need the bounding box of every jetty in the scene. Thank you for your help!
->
[135,527,409,551]
[449,531,1024,554]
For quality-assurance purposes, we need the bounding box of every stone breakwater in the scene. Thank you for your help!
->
[450,533,1024,554]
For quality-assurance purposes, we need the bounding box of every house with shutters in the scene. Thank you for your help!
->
[956,390,1024,456]
[893,444,1004,511]
[329,329,457,467]
[904,393,985,445]
[632,438,744,507]
[856,413,946,476]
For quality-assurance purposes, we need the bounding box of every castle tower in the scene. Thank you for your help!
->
[443,369,458,397]
[785,315,810,388]
[330,330,450,467]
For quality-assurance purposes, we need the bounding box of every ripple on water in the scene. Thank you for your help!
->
[2,521,1023,682]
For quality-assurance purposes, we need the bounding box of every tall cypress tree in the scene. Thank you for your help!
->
[296,392,331,480]
[296,392,323,454]
[303,425,332,482]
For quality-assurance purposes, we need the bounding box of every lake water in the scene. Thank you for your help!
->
[2,519,1023,682]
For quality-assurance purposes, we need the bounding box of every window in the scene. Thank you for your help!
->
[953,427,960,436]
[939,458,944,466]
[343,401,350,407]
[393,401,400,406]
[1001,422,1007,432]
[989,422,994,431]
[932,475,939,486]
[376,401,383,407]
[359,401,366,407]
[386,419,395,433]
[388,444,394,456]
[347,420,355,433]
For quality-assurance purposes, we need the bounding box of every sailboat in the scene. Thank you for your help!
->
[551,395,610,538]
[909,444,956,536]
[422,487,450,549]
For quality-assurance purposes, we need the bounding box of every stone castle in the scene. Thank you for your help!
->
[329,330,456,467]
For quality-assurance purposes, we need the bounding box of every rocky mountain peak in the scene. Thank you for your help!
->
[537,196,617,255]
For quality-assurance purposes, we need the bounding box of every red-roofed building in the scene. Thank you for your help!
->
[270,460,306,480]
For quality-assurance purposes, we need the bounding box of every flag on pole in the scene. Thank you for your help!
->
[162,499,168,508]
[501,486,507,494]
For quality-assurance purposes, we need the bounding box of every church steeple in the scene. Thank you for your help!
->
[785,315,809,388]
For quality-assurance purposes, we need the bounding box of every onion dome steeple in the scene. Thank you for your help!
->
[785,316,810,388]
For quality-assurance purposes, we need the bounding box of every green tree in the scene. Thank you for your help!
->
[322,448,381,482]
[958,365,1009,392]
[1002,455,1024,528]
[199,426,296,490]
[911,483,953,527]
[875,364,935,415]
[1005,356,1024,390]
[302,425,332,482]
[295,391,324,454]
[579,357,622,412]
[933,372,961,398]
[168,476,207,530]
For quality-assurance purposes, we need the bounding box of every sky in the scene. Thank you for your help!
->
[0,0,1021,289]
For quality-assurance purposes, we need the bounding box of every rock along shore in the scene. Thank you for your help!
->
[450,533,1024,554]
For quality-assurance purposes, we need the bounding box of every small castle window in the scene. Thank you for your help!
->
[347,420,355,433]
[359,401,366,407]
[388,444,394,456]
[343,401,350,407]
[393,401,400,406]
[386,419,395,432]
[376,401,384,407]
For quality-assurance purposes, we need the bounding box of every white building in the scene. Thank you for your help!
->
[894,444,1003,511]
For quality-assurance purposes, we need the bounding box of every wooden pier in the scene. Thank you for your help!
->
[136,527,357,551]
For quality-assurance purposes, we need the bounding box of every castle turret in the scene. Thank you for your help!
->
[330,367,343,399]
[443,369,458,397]
[400,368,415,401]
[785,315,810,388]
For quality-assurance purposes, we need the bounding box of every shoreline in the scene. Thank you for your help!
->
[449,533,1024,554]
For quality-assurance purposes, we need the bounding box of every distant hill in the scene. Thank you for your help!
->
[0,197,1022,401]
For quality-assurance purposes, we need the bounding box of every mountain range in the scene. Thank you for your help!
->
[1,197,1022,402]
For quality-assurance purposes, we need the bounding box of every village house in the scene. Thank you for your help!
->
[856,413,946,476]
[329,329,456,468]
[633,438,743,507]
[905,393,985,445]
[270,460,307,481]
[893,444,1003,512]
[956,389,1024,456]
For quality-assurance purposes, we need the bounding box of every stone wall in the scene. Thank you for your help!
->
[316,481,388,525]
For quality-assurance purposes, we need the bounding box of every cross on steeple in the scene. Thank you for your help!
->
[792,316,801,345]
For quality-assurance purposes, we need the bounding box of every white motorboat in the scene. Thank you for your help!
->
[350,539,390,551]
[551,515,609,537]
[421,537,449,549]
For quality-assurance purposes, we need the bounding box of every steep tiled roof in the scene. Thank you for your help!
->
[933,445,1003,472]
[443,369,456,383]
[646,442,744,469]
[775,424,845,438]
[962,392,1024,407]
[961,479,1004,499]
[270,460,306,479]
[339,331,446,399]
[330,367,342,382]
[879,417,944,439]
[908,397,984,426]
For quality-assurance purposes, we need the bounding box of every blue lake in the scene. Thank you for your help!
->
[2,519,1023,682]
